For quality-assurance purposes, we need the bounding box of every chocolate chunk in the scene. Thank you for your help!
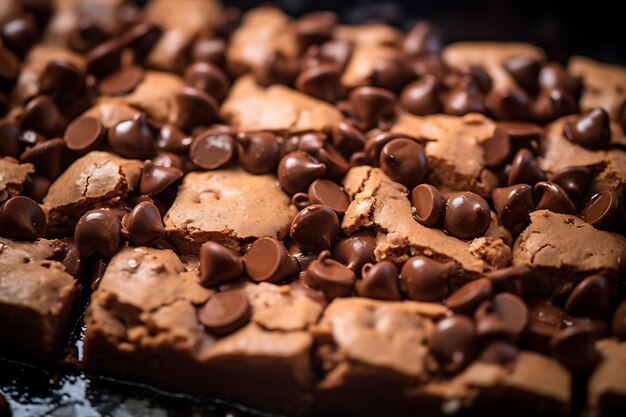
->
[184,62,230,102]
[19,138,67,180]
[399,75,441,116]
[479,340,520,365]
[236,132,281,175]
[189,129,236,170]
[443,192,491,239]
[507,148,546,186]
[429,315,478,373]
[563,108,612,151]
[0,196,46,240]
[123,202,164,246]
[198,289,251,336]
[307,179,350,216]
[39,60,87,101]
[278,152,326,195]
[531,87,577,123]
[254,52,299,87]
[492,184,535,235]
[550,323,600,373]
[349,86,396,130]
[580,191,620,230]
[295,11,336,50]
[108,115,156,159]
[199,241,244,287]
[75,209,121,260]
[175,87,220,132]
[612,300,626,340]
[99,66,145,96]
[191,38,227,66]
[50,238,83,278]
[539,62,581,97]
[486,88,531,121]
[534,181,576,214]
[63,116,105,154]
[243,237,299,283]
[331,121,366,158]
[1,15,38,58]
[157,124,192,155]
[403,21,442,56]
[20,95,66,138]
[551,166,591,202]
[332,230,377,274]
[565,275,611,318]
[446,278,493,315]
[503,55,542,94]
[410,184,446,227]
[305,251,356,300]
[0,122,21,158]
[86,39,123,76]
[358,261,402,300]
[379,138,428,188]
[400,256,455,302]
[475,293,529,341]
[290,204,339,253]
[23,174,51,203]
[372,57,415,93]
[295,64,341,103]
[139,160,183,196]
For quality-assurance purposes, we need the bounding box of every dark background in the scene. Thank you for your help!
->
[225,0,626,66]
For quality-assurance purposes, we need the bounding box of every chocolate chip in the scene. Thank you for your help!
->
[379,138,428,188]
[99,66,144,96]
[199,241,244,287]
[63,116,105,154]
[19,138,67,180]
[349,86,396,130]
[291,193,310,210]
[191,38,227,66]
[175,87,220,132]
[526,300,565,353]
[184,62,230,102]
[254,52,299,87]
[403,22,442,56]
[20,95,66,137]
[121,23,162,64]
[481,126,513,170]
[358,261,402,300]
[290,204,339,253]
[0,122,21,157]
[152,152,184,171]
[108,114,156,159]
[446,278,493,315]
[50,238,82,278]
[18,129,45,148]
[332,230,377,274]
[621,245,626,277]
[278,151,326,195]
[295,64,341,103]
[563,108,612,151]
[550,323,600,373]
[475,293,528,341]
[0,46,19,83]
[0,196,46,240]
[157,124,192,155]
[410,184,445,227]
[492,184,535,235]
[534,181,576,214]
[139,160,183,196]
[314,143,349,179]
[1,15,38,58]
[400,256,455,302]
[75,209,121,260]
[307,179,350,216]
[612,300,626,340]
[443,192,491,239]
[429,315,478,373]
[503,55,541,94]
[538,63,581,97]
[580,191,620,230]
[235,132,281,175]
[122,201,164,246]
[486,88,531,121]
[295,11,336,51]
[372,57,415,93]
[86,38,123,76]
[399,75,440,116]
[565,275,611,318]
[331,121,366,158]
[531,88,577,123]
[485,266,531,296]
[189,129,236,170]
[39,60,87,101]
[507,148,546,186]
[198,290,251,336]
[551,166,591,202]
[442,78,486,116]
[23,174,51,203]
[243,237,299,283]
[305,251,356,300]
[479,340,520,365]
[307,40,353,72]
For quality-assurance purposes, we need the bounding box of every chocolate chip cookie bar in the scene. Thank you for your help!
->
[0,1,625,416]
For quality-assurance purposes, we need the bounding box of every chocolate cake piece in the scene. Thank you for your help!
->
[588,340,626,417]
[0,158,33,203]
